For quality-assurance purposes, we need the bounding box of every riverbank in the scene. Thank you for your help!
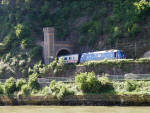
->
[1,72,150,106]
[1,94,150,106]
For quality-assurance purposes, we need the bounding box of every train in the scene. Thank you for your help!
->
[59,49,126,64]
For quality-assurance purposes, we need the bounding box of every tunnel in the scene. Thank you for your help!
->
[57,49,71,57]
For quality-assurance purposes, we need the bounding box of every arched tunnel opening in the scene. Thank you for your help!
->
[57,49,71,57]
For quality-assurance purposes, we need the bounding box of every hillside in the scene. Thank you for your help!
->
[0,0,150,78]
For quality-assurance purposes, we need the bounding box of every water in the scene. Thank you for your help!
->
[0,106,150,113]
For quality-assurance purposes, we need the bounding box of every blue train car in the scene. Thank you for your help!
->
[80,50,126,63]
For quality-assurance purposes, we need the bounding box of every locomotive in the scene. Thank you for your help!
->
[59,49,126,64]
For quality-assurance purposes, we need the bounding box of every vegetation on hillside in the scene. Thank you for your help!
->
[0,0,150,78]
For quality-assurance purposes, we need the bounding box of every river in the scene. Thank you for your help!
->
[0,106,150,113]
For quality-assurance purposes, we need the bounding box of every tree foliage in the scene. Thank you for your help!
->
[0,0,150,79]
[28,73,40,90]
[4,77,16,95]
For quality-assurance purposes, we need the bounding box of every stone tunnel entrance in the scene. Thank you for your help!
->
[57,49,71,57]
[43,27,73,64]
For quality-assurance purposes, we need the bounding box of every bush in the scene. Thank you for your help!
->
[30,61,45,75]
[75,72,114,93]
[28,73,40,90]
[50,80,74,100]
[4,77,16,95]
[125,80,137,92]
[29,46,42,60]
[98,76,114,92]
[0,33,17,54]
[15,24,31,39]
[128,23,141,38]
[16,79,27,91]
[21,84,30,96]
[56,85,74,100]
[28,58,67,77]
[134,0,150,14]
[42,86,52,95]
[53,57,66,75]
[35,58,67,77]
[20,38,34,49]
[49,80,59,93]
[0,82,4,94]
[75,72,101,93]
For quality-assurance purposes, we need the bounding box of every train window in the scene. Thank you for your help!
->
[121,52,126,58]
[64,57,67,60]
[69,57,71,60]
[114,52,117,58]
[98,53,101,57]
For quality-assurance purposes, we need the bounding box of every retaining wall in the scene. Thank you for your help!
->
[56,60,150,77]
[1,94,150,106]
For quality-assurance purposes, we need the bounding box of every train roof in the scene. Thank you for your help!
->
[82,49,121,54]
[58,49,122,57]
[58,54,79,57]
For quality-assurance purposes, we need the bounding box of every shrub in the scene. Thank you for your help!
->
[113,81,125,93]
[4,77,16,95]
[16,79,27,91]
[75,72,114,93]
[49,80,58,93]
[0,33,17,54]
[28,73,40,90]
[21,84,30,96]
[53,57,66,75]
[75,72,101,93]
[134,0,150,14]
[39,58,66,76]
[75,73,88,92]
[56,85,74,100]
[112,26,121,38]
[28,58,67,77]
[50,80,74,100]
[98,76,114,92]
[47,58,58,71]
[30,61,45,75]
[42,86,52,95]
[15,24,31,39]
[29,58,67,77]
[29,46,42,60]
[0,82,4,94]
[20,38,34,49]
[128,23,141,38]
[125,80,137,92]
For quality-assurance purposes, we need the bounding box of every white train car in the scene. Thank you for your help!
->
[59,54,79,63]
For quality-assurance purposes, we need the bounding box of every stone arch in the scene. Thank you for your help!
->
[43,27,73,64]
[56,48,72,57]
